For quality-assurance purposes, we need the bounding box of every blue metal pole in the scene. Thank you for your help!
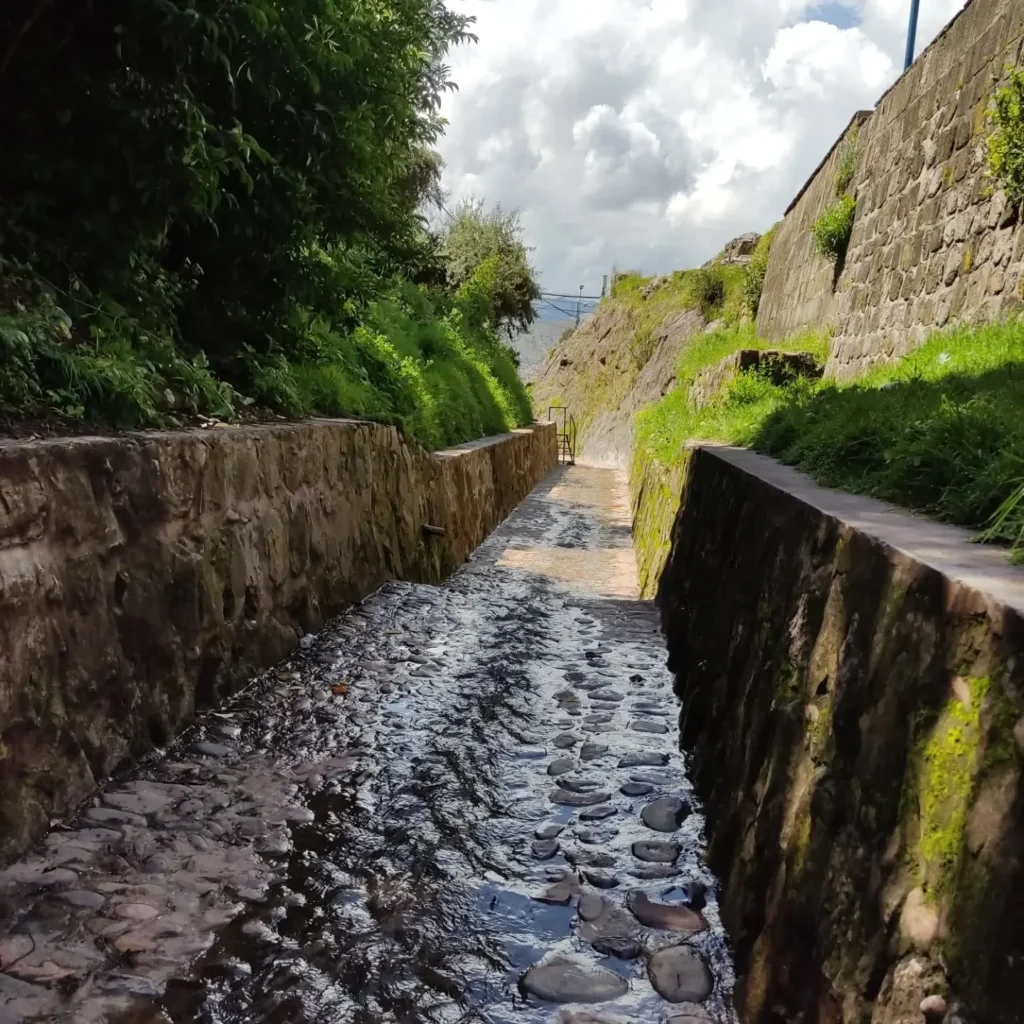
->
[904,0,921,70]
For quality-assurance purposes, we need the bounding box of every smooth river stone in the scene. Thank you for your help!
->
[532,840,560,860]
[590,689,624,703]
[647,945,714,1003]
[535,823,565,840]
[580,743,610,761]
[631,720,669,735]
[630,772,670,785]
[580,804,617,821]
[632,840,682,864]
[578,893,605,921]
[641,797,690,833]
[628,892,707,934]
[620,782,654,797]
[583,870,618,889]
[618,752,669,769]
[548,758,577,777]
[630,864,681,880]
[550,789,611,808]
[521,957,628,1004]
[557,777,603,794]
[553,734,578,749]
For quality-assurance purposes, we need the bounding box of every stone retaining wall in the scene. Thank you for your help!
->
[657,444,1024,1024]
[757,0,1024,379]
[0,420,557,863]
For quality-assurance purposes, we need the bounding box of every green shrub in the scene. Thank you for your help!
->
[688,267,727,318]
[987,65,1024,211]
[744,225,778,317]
[812,195,857,264]
[834,128,861,196]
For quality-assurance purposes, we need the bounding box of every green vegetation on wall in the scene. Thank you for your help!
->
[0,1,534,448]
[811,195,857,264]
[987,65,1024,211]
[633,322,828,466]
[744,225,778,317]
[915,677,988,897]
[811,127,860,266]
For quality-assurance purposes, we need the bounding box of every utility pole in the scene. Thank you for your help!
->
[575,285,584,328]
[601,275,608,299]
[904,0,921,70]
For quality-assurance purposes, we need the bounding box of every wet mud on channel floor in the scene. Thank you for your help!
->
[0,465,735,1024]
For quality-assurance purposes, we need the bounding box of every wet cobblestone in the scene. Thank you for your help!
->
[0,466,734,1023]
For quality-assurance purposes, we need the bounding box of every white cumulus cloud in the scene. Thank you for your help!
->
[438,0,970,294]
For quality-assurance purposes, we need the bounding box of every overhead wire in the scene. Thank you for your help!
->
[535,297,578,319]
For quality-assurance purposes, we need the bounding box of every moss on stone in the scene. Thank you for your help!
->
[917,676,989,899]
[807,698,833,765]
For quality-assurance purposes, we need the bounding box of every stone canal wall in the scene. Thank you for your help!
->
[0,420,557,863]
[757,0,1024,379]
[657,444,1024,1024]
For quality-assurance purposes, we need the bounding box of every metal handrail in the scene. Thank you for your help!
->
[548,407,577,466]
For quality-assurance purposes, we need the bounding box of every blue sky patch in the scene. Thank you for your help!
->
[805,2,861,30]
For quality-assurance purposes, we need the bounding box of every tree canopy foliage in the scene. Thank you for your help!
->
[441,199,541,339]
[0,0,537,445]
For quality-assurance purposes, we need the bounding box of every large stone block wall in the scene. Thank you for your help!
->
[0,420,557,864]
[757,0,1024,379]
[755,113,870,343]
[657,445,1024,1024]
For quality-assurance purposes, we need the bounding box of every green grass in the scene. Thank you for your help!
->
[634,322,828,465]
[611,264,746,325]
[610,264,748,374]
[634,318,1024,553]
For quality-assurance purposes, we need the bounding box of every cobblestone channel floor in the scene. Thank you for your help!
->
[0,466,735,1024]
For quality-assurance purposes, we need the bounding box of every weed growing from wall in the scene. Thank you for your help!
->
[987,66,1024,212]
[812,195,857,263]
[811,127,860,267]
[744,225,778,317]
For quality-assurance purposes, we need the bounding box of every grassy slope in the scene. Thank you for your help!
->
[529,265,748,448]
[0,280,531,451]
[628,321,828,595]
[635,319,1024,553]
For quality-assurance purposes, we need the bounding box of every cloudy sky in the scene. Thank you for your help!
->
[438,0,966,297]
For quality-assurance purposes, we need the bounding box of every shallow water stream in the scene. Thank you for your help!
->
[0,467,734,1024]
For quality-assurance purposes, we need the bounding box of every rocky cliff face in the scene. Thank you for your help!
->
[529,294,704,467]
[0,421,557,864]
[658,445,1024,1024]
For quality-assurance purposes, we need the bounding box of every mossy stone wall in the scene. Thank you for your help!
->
[658,445,1024,1024]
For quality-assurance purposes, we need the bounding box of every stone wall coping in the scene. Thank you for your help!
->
[430,426,544,460]
[0,419,547,460]
[693,443,1024,613]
